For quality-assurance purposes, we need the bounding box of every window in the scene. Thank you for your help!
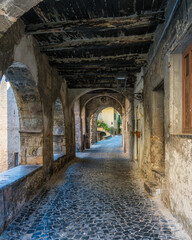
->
[114,113,116,120]
[14,153,19,166]
[183,44,192,133]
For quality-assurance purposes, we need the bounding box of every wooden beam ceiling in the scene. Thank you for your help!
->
[39,33,153,51]
[47,53,148,64]
[21,0,167,88]
[26,11,164,35]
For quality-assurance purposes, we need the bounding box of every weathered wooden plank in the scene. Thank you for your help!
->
[47,53,147,64]
[26,11,164,35]
[44,42,150,57]
[39,33,153,51]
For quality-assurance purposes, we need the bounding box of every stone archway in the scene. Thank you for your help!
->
[90,106,122,145]
[85,96,123,149]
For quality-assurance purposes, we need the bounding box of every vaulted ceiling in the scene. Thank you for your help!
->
[21,0,167,88]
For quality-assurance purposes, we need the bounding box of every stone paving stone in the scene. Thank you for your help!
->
[0,136,189,240]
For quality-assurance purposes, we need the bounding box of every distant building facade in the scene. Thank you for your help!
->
[0,76,20,173]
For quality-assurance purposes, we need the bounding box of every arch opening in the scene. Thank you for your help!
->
[0,75,20,172]
[96,107,122,142]
[0,62,43,171]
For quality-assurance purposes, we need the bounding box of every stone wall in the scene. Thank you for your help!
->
[0,165,44,234]
[0,154,74,234]
[133,71,144,167]
[141,0,192,237]
[124,98,134,159]
[0,0,42,39]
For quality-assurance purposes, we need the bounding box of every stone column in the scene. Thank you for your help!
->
[42,103,53,176]
[74,99,82,152]
[90,113,98,145]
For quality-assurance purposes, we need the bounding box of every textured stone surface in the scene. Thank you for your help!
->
[0,136,189,240]
[0,165,43,233]
[0,165,41,189]
[74,99,82,152]
[140,0,192,237]
[0,155,74,234]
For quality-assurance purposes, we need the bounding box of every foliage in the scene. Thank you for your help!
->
[97,120,111,132]
[118,115,122,134]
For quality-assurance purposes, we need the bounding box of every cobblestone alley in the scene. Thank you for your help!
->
[0,136,189,240]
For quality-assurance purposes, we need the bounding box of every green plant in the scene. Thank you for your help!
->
[118,115,122,134]
[97,120,111,133]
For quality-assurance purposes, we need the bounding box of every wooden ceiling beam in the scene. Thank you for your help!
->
[61,73,136,79]
[54,62,144,69]
[26,11,164,35]
[39,33,153,51]
[59,70,138,76]
[47,53,147,64]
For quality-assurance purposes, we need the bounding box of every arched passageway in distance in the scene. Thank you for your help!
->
[73,88,126,153]
[84,95,124,151]
[1,62,43,166]
[53,98,66,160]
[73,90,133,159]
[0,75,20,172]
[91,107,122,144]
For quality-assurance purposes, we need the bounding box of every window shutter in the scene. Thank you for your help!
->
[183,45,192,133]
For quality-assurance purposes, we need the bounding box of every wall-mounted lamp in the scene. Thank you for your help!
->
[115,72,128,93]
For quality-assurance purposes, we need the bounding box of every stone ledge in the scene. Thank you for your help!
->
[0,155,75,234]
[0,165,44,234]
[144,181,161,197]
[0,165,42,190]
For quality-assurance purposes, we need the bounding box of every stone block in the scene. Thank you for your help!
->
[144,181,161,197]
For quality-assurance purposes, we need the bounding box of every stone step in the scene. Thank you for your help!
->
[144,180,161,197]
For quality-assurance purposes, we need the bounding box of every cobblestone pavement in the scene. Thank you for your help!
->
[0,136,189,240]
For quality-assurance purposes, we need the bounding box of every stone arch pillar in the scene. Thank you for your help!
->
[53,98,66,157]
[5,62,43,165]
[90,113,98,145]
[74,99,82,152]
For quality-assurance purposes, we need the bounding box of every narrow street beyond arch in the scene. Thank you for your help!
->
[0,136,188,240]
